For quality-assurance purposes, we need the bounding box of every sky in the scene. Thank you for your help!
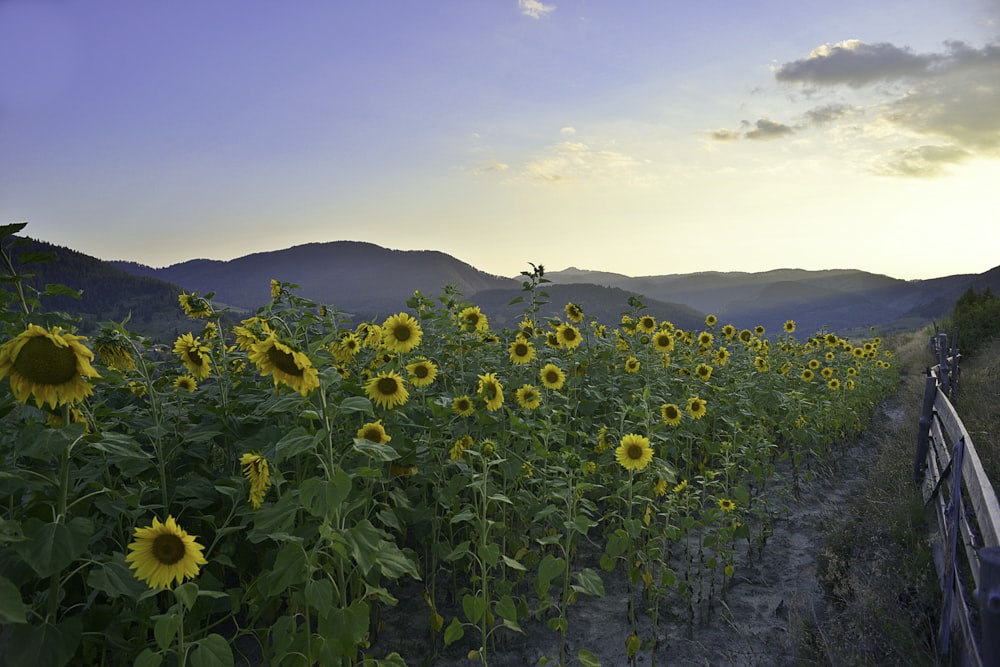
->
[2,0,999,282]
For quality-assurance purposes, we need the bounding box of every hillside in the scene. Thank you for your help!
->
[1,236,191,340]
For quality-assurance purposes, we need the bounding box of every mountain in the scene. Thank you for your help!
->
[110,241,521,316]
[542,266,1000,336]
[1,236,192,339]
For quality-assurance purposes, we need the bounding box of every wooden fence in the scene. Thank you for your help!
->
[914,332,1000,666]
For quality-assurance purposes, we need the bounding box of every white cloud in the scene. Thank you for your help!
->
[519,0,555,19]
[560,126,576,135]
[515,140,646,185]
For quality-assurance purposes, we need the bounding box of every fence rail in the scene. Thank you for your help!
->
[914,332,1000,666]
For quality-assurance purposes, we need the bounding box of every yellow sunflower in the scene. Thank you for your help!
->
[717,498,737,512]
[406,358,438,388]
[801,368,815,382]
[515,384,541,410]
[356,420,392,444]
[508,338,536,365]
[721,324,736,339]
[695,363,713,381]
[94,330,136,372]
[827,378,841,390]
[615,433,654,472]
[240,452,272,509]
[698,332,714,348]
[452,394,474,417]
[330,333,362,363]
[450,434,473,461]
[556,324,582,350]
[248,335,320,396]
[687,396,707,420]
[784,320,796,334]
[125,515,208,590]
[564,302,584,323]
[174,375,197,392]
[636,316,657,334]
[652,331,675,354]
[173,333,212,380]
[457,306,489,333]
[178,292,213,319]
[365,371,410,409]
[754,325,766,336]
[540,363,566,390]
[624,356,640,374]
[705,314,717,327]
[477,372,504,411]
[661,403,682,426]
[381,313,423,353]
[0,324,101,408]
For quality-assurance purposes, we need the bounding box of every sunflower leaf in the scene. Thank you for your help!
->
[0,575,27,623]
[15,517,94,578]
[189,633,234,667]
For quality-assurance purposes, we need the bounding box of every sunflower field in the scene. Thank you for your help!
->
[0,228,897,666]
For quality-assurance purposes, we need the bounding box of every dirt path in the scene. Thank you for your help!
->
[375,400,904,666]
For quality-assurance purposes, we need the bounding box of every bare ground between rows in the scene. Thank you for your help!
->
[370,401,904,667]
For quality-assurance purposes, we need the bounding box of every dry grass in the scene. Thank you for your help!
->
[793,328,943,666]
[953,336,1000,483]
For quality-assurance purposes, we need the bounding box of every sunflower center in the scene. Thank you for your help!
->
[484,383,497,398]
[392,324,412,342]
[665,407,678,419]
[514,343,528,356]
[362,428,381,441]
[626,444,644,461]
[13,336,79,385]
[562,329,577,341]
[267,345,303,376]
[545,371,558,384]
[152,533,186,565]
[377,377,399,395]
[413,365,429,379]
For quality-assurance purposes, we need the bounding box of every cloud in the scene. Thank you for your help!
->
[560,126,576,135]
[471,158,511,176]
[708,129,740,142]
[876,144,972,177]
[766,39,1000,176]
[515,140,645,185]
[774,39,937,87]
[742,118,795,140]
[519,0,555,19]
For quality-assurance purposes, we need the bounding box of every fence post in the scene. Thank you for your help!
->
[978,547,1000,666]
[914,373,937,486]
[937,333,951,396]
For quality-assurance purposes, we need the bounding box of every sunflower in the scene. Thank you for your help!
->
[705,314,717,327]
[331,333,362,363]
[0,324,101,408]
[556,324,582,350]
[178,292,212,319]
[381,313,423,353]
[270,279,282,299]
[714,347,730,366]
[615,433,654,472]
[508,338,536,365]
[717,498,737,512]
[232,317,270,351]
[94,330,136,372]
[515,384,541,410]
[754,357,769,372]
[457,306,489,333]
[784,320,796,334]
[477,372,504,411]
[357,420,391,444]
[673,479,688,493]
[721,324,736,339]
[687,396,707,420]
[821,367,834,379]
[661,403,682,426]
[450,434,473,461]
[125,516,208,590]
[173,333,212,380]
[540,363,566,390]
[545,332,561,349]
[695,363,713,381]
[636,316,657,334]
[801,368,815,382]
[738,329,754,344]
[624,356,640,374]
[652,331,675,354]
[365,371,410,409]
[452,395,474,417]
[808,359,821,369]
[240,453,272,509]
[248,335,320,396]
[697,332,714,348]
[754,325,766,336]
[406,359,438,387]
[564,302,584,323]
[827,378,841,390]
[174,375,197,392]
[654,478,668,496]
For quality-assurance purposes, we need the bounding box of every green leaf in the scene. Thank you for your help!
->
[134,648,163,667]
[571,568,606,597]
[501,554,527,571]
[443,617,464,646]
[189,633,234,667]
[305,578,335,618]
[4,616,82,667]
[274,427,320,464]
[42,283,82,299]
[462,594,486,624]
[15,517,94,578]
[535,554,566,597]
[352,438,400,461]
[0,575,27,623]
[0,221,28,239]
[86,554,147,599]
[478,542,500,568]
[338,396,374,414]
[494,594,518,623]
[173,582,198,611]
[154,612,180,651]
[300,477,351,519]
[578,648,603,666]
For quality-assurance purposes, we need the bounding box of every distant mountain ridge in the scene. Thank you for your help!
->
[6,235,999,340]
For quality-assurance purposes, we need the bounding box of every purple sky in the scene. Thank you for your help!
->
[2,0,999,280]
